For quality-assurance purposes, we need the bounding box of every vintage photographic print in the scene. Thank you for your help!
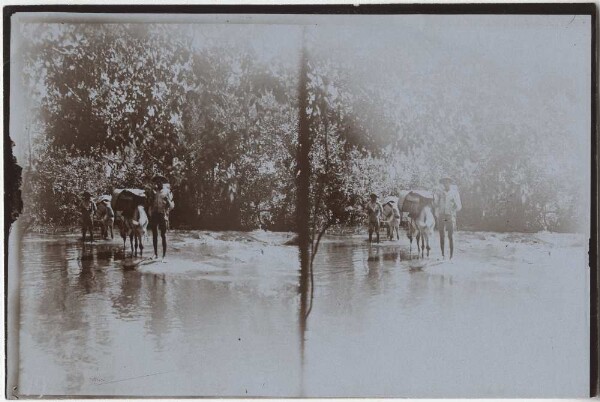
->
[5,6,595,398]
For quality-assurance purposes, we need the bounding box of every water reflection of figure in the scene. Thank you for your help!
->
[366,245,402,295]
[77,244,112,296]
[382,248,402,264]
[111,270,142,319]
[95,245,116,264]
[367,244,380,263]
[367,244,402,264]
[404,270,454,311]
[77,244,96,294]
[366,253,383,295]
[145,274,170,352]
[403,269,430,310]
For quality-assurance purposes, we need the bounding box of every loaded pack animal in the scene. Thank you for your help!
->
[411,200,435,258]
[129,204,149,257]
[112,189,149,257]
[95,196,115,240]
[400,190,436,258]
[115,211,131,250]
[382,199,401,241]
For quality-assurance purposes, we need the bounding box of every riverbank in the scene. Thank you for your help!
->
[70,228,588,280]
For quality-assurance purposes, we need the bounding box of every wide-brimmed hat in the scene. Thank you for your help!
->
[439,177,453,184]
[151,175,168,184]
[369,193,378,199]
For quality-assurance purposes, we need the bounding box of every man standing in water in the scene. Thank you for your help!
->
[80,191,96,243]
[436,177,462,259]
[366,193,383,244]
[149,176,175,262]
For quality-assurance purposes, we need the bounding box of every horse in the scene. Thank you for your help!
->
[115,211,132,251]
[115,206,148,257]
[411,203,435,258]
[95,199,114,240]
[407,217,417,257]
[382,201,401,241]
[129,205,149,257]
[112,189,148,257]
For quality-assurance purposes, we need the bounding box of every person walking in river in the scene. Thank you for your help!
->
[435,177,462,259]
[366,193,383,244]
[149,176,175,262]
[80,191,97,243]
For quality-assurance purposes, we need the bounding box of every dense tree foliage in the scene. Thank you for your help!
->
[15,22,587,233]
[19,24,297,230]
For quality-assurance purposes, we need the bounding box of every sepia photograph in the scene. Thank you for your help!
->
[5,6,595,398]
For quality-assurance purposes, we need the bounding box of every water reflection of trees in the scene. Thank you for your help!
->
[24,240,109,393]
[298,246,310,395]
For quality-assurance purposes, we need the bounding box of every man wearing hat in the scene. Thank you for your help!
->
[149,176,175,262]
[365,193,383,244]
[80,191,97,242]
[435,178,462,259]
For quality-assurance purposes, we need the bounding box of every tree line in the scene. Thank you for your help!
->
[14,23,586,233]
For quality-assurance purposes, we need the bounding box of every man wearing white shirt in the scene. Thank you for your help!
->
[435,177,462,259]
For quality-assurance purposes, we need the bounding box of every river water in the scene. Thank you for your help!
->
[11,229,589,397]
